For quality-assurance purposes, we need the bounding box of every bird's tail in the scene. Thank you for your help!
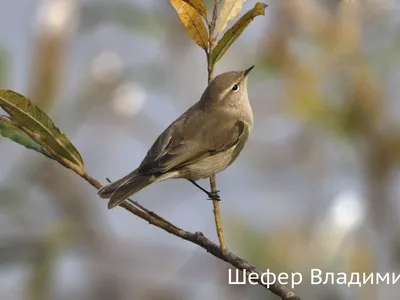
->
[98,171,155,209]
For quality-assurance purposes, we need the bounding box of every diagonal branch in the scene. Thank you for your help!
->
[79,172,302,300]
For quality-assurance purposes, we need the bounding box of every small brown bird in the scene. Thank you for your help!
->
[99,66,255,209]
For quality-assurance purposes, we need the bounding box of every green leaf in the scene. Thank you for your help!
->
[211,2,267,65]
[182,0,207,19]
[0,116,53,159]
[0,90,84,168]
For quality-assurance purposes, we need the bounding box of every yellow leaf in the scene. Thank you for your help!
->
[182,0,207,19]
[217,0,247,33]
[211,2,267,65]
[170,0,209,50]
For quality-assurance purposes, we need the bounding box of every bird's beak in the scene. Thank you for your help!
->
[244,65,255,77]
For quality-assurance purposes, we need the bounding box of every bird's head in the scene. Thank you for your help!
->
[202,65,254,107]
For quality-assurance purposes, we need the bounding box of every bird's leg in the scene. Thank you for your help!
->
[188,180,220,201]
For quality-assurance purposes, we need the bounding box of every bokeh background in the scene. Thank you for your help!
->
[1,0,400,299]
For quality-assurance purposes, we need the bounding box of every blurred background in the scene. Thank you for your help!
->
[1,0,400,299]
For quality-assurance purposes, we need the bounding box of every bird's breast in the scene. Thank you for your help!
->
[178,145,241,181]
[231,98,253,131]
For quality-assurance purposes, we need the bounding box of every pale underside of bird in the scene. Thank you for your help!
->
[98,66,255,209]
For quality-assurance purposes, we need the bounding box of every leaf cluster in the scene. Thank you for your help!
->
[170,0,267,67]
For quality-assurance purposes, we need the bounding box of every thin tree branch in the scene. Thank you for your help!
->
[205,0,228,254]
[209,0,219,46]
[78,173,302,300]
[209,176,227,251]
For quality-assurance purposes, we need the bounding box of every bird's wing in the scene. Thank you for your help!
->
[137,109,248,175]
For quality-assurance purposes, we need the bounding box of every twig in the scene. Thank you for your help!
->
[80,172,301,300]
[206,0,228,253]
[209,0,219,46]
[210,176,227,252]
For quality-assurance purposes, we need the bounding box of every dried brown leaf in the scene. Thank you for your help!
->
[211,2,267,64]
[218,0,247,33]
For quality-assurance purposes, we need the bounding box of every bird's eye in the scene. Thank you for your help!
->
[232,84,239,92]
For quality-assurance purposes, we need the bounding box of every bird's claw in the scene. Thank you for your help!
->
[207,190,221,201]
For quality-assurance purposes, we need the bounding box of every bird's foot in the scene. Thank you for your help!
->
[207,190,221,201]
[188,180,221,201]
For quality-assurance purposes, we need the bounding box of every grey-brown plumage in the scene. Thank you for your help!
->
[98,66,255,209]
